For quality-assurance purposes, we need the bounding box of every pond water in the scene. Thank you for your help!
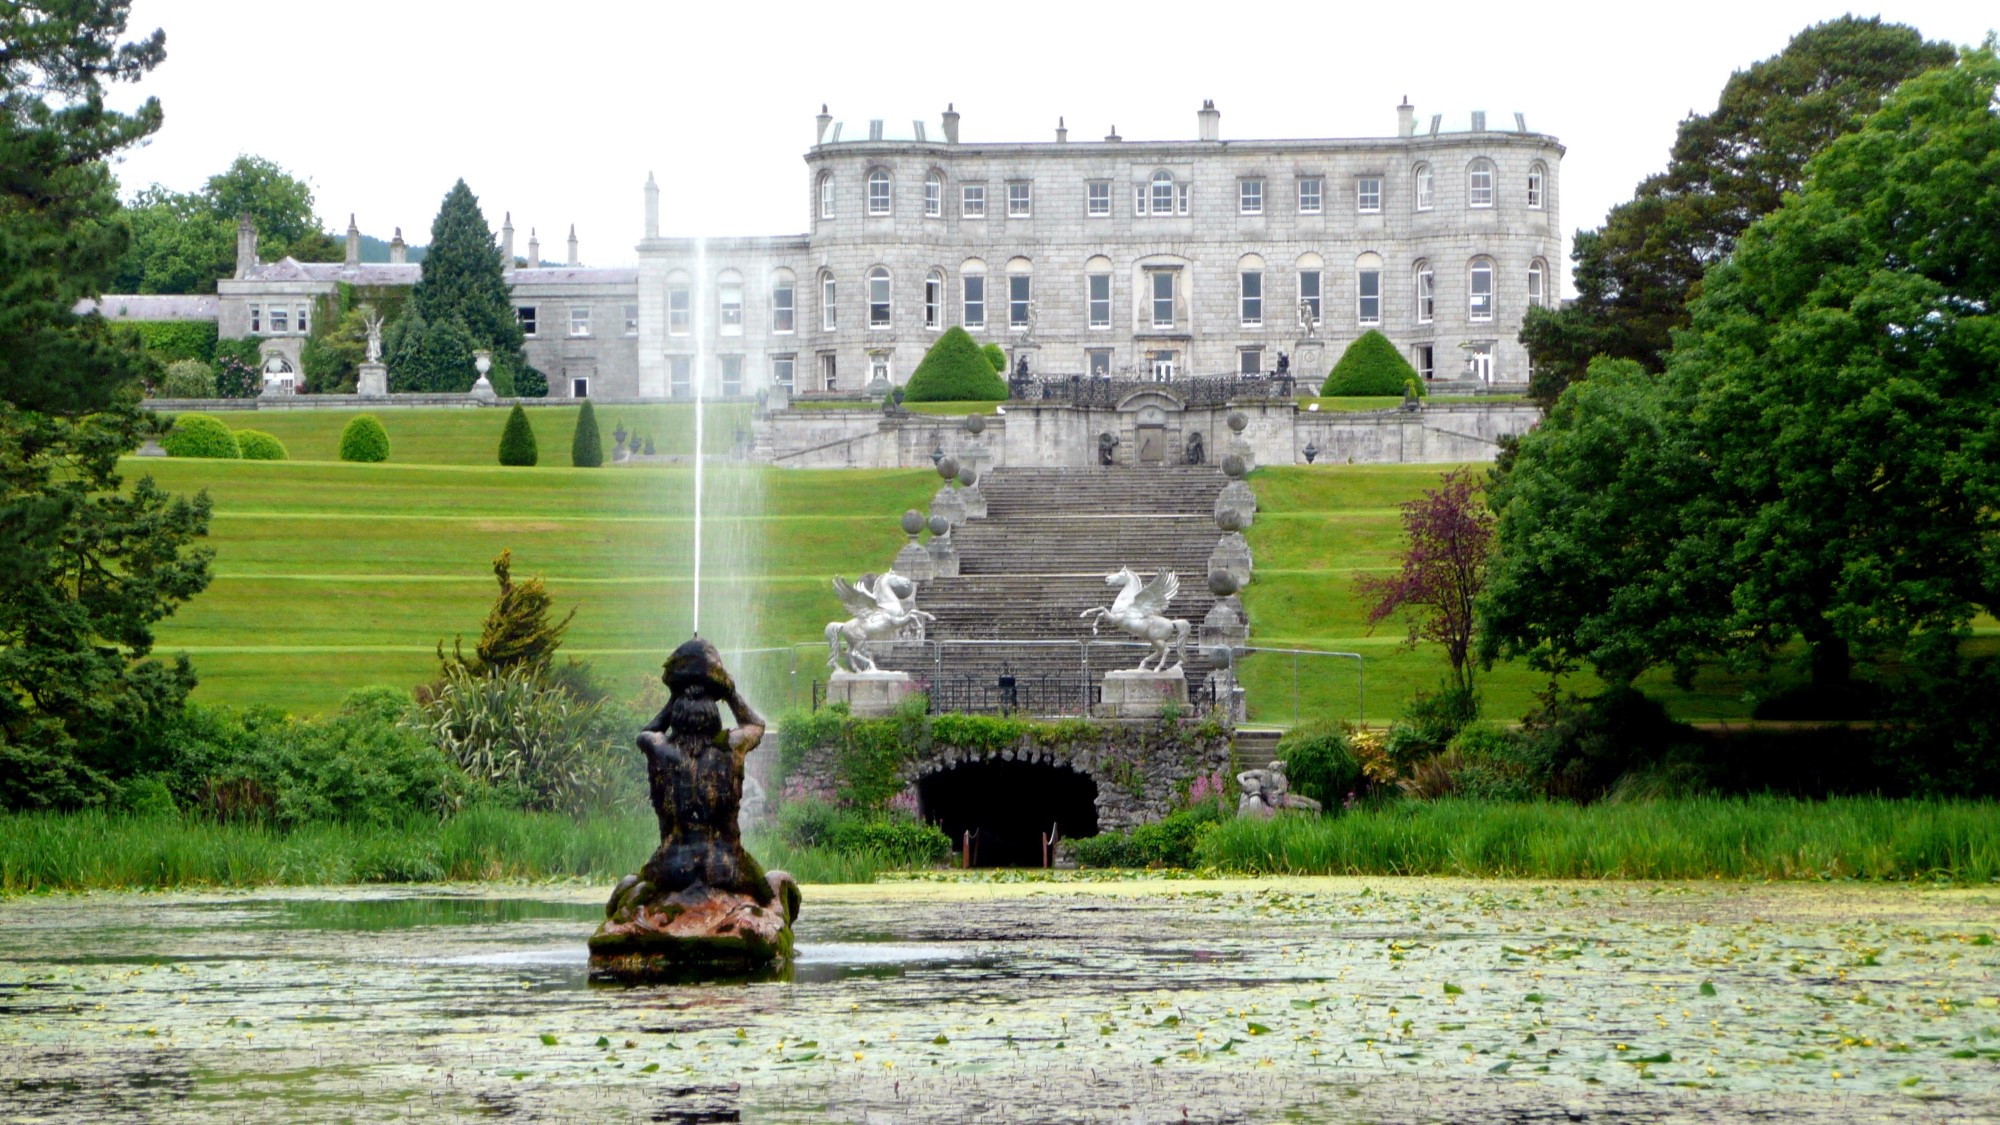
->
[3,877,1997,1122]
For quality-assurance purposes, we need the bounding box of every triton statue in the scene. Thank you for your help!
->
[1081,566,1191,672]
[1237,760,1323,817]
[589,638,800,980]
[826,571,934,673]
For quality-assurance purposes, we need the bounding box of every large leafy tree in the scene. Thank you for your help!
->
[392,179,532,394]
[112,155,339,294]
[0,2,215,809]
[1486,47,2000,707]
[1520,17,1955,406]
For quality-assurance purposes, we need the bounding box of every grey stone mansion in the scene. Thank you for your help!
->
[113,100,1564,400]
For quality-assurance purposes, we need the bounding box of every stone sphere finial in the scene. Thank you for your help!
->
[957,466,977,487]
[963,413,986,435]
[936,456,959,481]
[1215,507,1244,533]
[1208,569,1240,595]
[1226,411,1248,433]
[901,509,925,536]
[1207,644,1235,669]
[1221,453,1247,479]
[927,513,950,537]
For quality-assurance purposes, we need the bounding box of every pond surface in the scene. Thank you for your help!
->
[3,877,1998,1122]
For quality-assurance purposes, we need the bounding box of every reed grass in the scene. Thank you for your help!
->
[0,808,913,893]
[1196,796,2000,883]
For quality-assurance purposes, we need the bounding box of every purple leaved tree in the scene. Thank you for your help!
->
[1357,468,1495,694]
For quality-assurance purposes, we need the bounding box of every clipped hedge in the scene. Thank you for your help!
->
[498,404,538,466]
[905,326,1008,402]
[123,319,219,365]
[339,414,389,462]
[159,359,216,398]
[571,399,603,467]
[981,342,1006,373]
[1322,330,1425,397]
[161,413,240,459]
[233,429,288,461]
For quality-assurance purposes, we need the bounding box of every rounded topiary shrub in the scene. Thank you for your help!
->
[161,413,240,459]
[905,326,1009,402]
[570,399,603,468]
[233,429,289,461]
[159,359,217,399]
[981,342,1006,373]
[1277,719,1364,809]
[339,414,390,463]
[1322,330,1426,397]
[498,403,538,466]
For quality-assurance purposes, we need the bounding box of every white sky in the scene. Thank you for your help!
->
[114,0,1992,292]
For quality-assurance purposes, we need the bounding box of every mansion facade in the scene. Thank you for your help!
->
[127,100,1563,400]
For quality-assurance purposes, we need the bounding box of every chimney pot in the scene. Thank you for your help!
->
[1396,99,1416,138]
[941,104,960,145]
[1197,100,1221,142]
[815,104,833,144]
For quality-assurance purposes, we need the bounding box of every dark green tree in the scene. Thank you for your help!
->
[570,399,603,467]
[498,403,538,466]
[906,326,1008,401]
[1322,330,1424,397]
[1521,17,1956,406]
[403,179,529,392]
[0,2,217,809]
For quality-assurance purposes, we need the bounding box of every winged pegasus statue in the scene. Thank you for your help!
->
[1081,566,1191,672]
[825,572,934,674]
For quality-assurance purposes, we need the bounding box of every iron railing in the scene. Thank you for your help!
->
[1007,372,1299,408]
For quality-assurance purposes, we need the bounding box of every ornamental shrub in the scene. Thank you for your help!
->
[905,326,1008,402]
[159,359,216,398]
[1277,720,1364,808]
[498,403,538,466]
[1069,801,1225,868]
[1322,330,1425,396]
[570,399,603,467]
[981,342,1006,373]
[233,429,288,460]
[339,414,389,462]
[161,413,240,459]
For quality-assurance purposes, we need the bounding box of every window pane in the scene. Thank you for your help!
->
[924,274,941,328]
[571,306,591,335]
[1240,180,1262,214]
[720,355,743,396]
[1470,264,1493,320]
[822,277,837,330]
[1151,272,1174,327]
[1088,273,1110,328]
[1300,270,1321,323]
[1008,274,1031,327]
[773,356,794,390]
[623,303,639,335]
[963,274,984,327]
[1470,163,1494,207]
[1239,349,1262,376]
[1007,182,1031,216]
[1417,269,1434,323]
[869,272,890,327]
[925,176,941,216]
[1240,271,1262,325]
[868,172,890,215]
[1416,168,1433,210]
[1358,270,1380,324]
[1357,178,1382,212]
[773,284,794,332]
[516,305,535,336]
[720,283,743,330]
[1152,176,1173,214]
[1088,182,1110,215]
[668,288,690,335]
[962,184,984,217]
[1299,178,1322,213]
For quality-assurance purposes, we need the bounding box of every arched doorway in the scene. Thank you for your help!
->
[918,760,1099,867]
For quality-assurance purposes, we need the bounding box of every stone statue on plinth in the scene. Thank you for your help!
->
[356,305,389,397]
[1237,760,1322,817]
[589,638,800,981]
[1084,566,1194,718]
[824,572,931,716]
[363,308,384,364]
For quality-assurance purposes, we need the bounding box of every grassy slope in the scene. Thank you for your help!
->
[222,403,752,464]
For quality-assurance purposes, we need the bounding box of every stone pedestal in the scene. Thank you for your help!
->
[827,670,920,717]
[1216,480,1257,528]
[1208,533,1253,588]
[958,483,987,520]
[927,535,960,577]
[469,375,499,402]
[764,384,791,412]
[1201,595,1248,648]
[930,485,966,528]
[357,362,388,397]
[1099,666,1189,718]
[1206,669,1246,724]
[893,539,935,582]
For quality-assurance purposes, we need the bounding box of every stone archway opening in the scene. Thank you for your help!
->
[918,760,1099,867]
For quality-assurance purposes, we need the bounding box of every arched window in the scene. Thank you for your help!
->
[817,172,833,220]
[717,268,744,336]
[1414,164,1433,211]
[960,259,987,329]
[1006,257,1033,330]
[1296,252,1323,329]
[1414,260,1435,324]
[1469,257,1494,321]
[1527,162,1546,210]
[1355,252,1383,326]
[1468,159,1495,208]
[1085,255,1113,329]
[868,266,891,328]
[1146,170,1175,215]
[924,269,944,329]
[1238,253,1265,327]
[819,270,837,331]
[925,171,943,218]
[867,169,891,216]
[770,268,796,333]
[1528,259,1547,307]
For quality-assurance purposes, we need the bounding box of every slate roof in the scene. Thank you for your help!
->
[74,294,220,320]
[236,258,421,285]
[509,267,639,285]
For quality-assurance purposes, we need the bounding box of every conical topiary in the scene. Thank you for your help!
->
[570,399,603,467]
[1322,330,1425,397]
[498,403,538,466]
[905,326,1009,402]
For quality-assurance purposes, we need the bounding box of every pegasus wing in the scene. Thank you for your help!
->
[1130,571,1180,616]
[833,576,878,617]
[870,574,907,613]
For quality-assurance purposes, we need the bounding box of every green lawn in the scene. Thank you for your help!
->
[203,402,753,464]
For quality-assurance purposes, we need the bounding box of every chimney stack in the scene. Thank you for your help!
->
[1397,97,1415,138]
[566,225,579,268]
[1197,99,1220,142]
[344,213,360,267]
[644,172,660,239]
[941,103,960,144]
[389,227,406,265]
[527,228,539,266]
[234,214,258,278]
[815,104,832,145]
[500,212,515,271]
[1055,116,1068,143]
[1104,125,1122,142]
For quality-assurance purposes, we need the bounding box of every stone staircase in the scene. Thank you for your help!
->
[889,467,1231,713]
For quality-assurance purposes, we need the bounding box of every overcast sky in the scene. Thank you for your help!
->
[114,0,1991,292]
